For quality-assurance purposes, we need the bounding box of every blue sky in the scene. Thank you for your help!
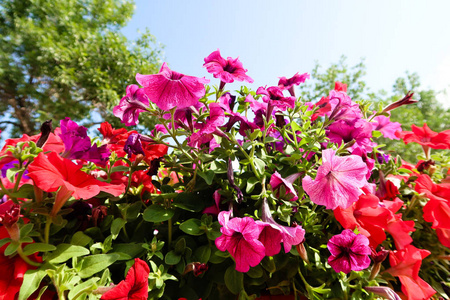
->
[122,0,450,107]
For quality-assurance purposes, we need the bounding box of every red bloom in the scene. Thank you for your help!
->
[396,123,450,150]
[334,194,414,249]
[385,245,435,300]
[310,96,332,121]
[415,174,450,230]
[334,81,347,92]
[101,258,150,300]
[27,152,124,216]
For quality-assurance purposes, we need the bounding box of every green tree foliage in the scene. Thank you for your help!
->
[0,0,163,137]
[300,57,450,162]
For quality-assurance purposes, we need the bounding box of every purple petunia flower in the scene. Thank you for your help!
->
[203,49,254,85]
[59,118,110,166]
[124,133,145,157]
[136,62,209,111]
[113,84,150,126]
[302,149,368,210]
[215,211,265,272]
[327,229,371,274]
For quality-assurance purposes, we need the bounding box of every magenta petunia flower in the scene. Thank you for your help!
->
[113,84,149,126]
[302,149,369,210]
[326,119,376,152]
[257,198,305,256]
[327,229,371,274]
[215,211,265,272]
[270,171,301,201]
[136,62,209,111]
[371,115,402,140]
[188,103,225,148]
[327,90,362,122]
[278,72,310,96]
[203,49,253,84]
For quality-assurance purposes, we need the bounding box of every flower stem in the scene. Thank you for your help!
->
[16,244,41,267]
[44,216,52,244]
[168,218,173,247]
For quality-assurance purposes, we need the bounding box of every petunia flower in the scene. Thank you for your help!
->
[327,229,371,274]
[101,258,150,300]
[371,114,402,140]
[257,198,305,256]
[136,62,209,111]
[364,286,401,300]
[397,123,450,153]
[382,91,417,113]
[124,133,145,157]
[0,200,21,241]
[384,245,436,300]
[203,49,253,88]
[27,152,124,217]
[278,72,310,96]
[188,103,225,148]
[326,118,376,152]
[215,211,265,272]
[270,171,301,201]
[302,149,369,210]
[58,118,110,166]
[113,84,150,126]
[326,90,363,122]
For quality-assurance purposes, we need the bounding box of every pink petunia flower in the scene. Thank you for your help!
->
[327,229,371,274]
[215,211,265,272]
[136,62,209,111]
[257,198,305,256]
[203,49,253,85]
[302,149,369,210]
[270,171,301,201]
[278,72,310,96]
[188,103,225,148]
[371,115,402,140]
[113,84,149,126]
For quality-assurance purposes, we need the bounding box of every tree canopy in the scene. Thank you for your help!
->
[0,0,162,137]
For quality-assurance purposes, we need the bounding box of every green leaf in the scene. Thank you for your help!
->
[111,218,127,240]
[18,268,47,300]
[47,244,90,264]
[194,245,211,263]
[172,192,206,212]
[4,241,19,256]
[70,231,92,247]
[179,219,203,236]
[78,253,119,278]
[67,277,99,300]
[0,237,11,248]
[224,265,243,295]
[198,170,215,185]
[22,243,56,256]
[126,201,142,221]
[253,158,266,177]
[165,250,181,265]
[20,223,34,238]
[143,205,175,222]
[246,177,259,193]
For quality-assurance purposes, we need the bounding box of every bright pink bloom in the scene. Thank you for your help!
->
[397,123,450,150]
[270,171,301,201]
[371,115,402,140]
[188,103,225,148]
[203,49,253,84]
[202,190,221,215]
[113,84,149,126]
[326,119,376,152]
[136,62,209,111]
[101,258,150,300]
[278,72,309,96]
[327,229,371,274]
[385,245,436,300]
[215,211,265,272]
[327,90,362,122]
[302,149,369,209]
[257,198,305,255]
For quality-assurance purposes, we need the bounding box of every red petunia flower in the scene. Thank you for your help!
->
[101,258,150,300]
[27,152,124,216]
[397,123,450,150]
[385,245,435,300]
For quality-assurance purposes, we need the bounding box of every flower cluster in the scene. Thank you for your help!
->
[0,49,449,300]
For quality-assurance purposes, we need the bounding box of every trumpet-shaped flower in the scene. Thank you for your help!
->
[27,152,124,216]
[113,84,149,126]
[327,229,371,274]
[137,62,209,111]
[397,123,450,150]
[270,171,301,201]
[215,211,265,272]
[302,149,369,209]
[203,49,253,84]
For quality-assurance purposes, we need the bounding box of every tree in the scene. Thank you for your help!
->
[0,0,162,137]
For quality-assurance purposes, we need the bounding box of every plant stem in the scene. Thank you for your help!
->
[168,218,173,247]
[16,244,41,267]
[44,216,52,244]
